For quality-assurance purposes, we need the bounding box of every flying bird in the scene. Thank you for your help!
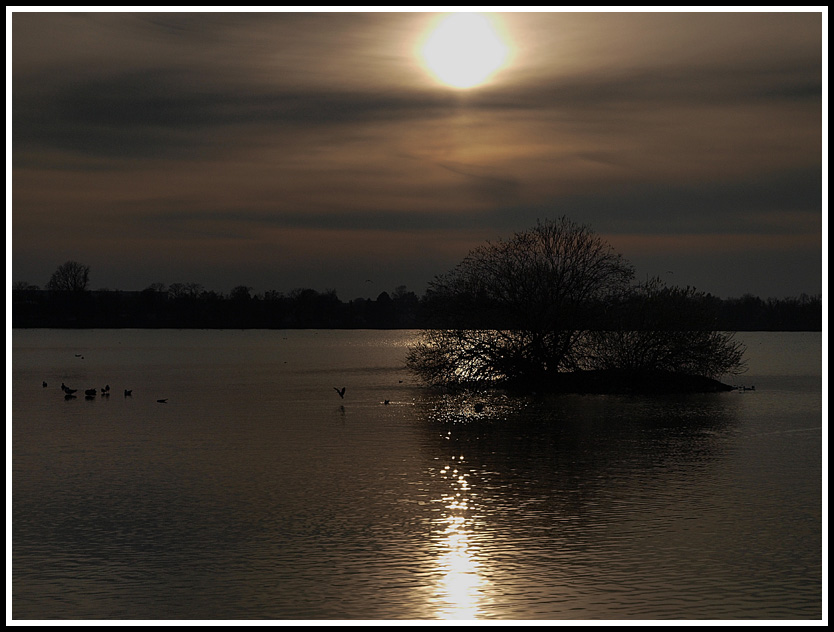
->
[334,387,346,399]
[157,399,168,403]
[124,389,132,397]
[43,381,48,388]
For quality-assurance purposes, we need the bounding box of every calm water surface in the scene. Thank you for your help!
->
[11,330,823,620]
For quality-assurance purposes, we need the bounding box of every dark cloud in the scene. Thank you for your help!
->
[472,62,821,112]
[13,68,463,163]
[488,167,822,236]
[11,10,824,299]
[435,161,521,202]
[125,207,494,237]
[109,162,818,242]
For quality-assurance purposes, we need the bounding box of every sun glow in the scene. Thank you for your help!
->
[419,13,510,89]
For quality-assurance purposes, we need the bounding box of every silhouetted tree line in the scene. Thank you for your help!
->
[12,281,821,331]
[11,279,424,329]
[10,258,822,330]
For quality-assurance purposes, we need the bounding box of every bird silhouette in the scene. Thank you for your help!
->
[84,388,97,397]
[334,387,346,399]
[157,399,167,403]
[42,381,48,388]
[124,389,132,397]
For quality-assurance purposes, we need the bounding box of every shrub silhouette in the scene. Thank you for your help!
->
[406,218,746,392]
[579,278,746,380]
[46,261,90,292]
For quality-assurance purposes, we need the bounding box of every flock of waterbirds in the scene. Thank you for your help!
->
[49,378,372,406]
[46,380,167,403]
[46,364,380,408]
[48,380,391,408]
[44,358,168,402]
[45,355,423,409]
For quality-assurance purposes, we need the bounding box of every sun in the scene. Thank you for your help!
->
[419,13,510,89]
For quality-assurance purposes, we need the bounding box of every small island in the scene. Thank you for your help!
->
[406,217,747,395]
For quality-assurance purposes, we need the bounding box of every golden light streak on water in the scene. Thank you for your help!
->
[430,454,493,619]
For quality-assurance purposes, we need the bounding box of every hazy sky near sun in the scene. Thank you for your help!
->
[10,9,825,299]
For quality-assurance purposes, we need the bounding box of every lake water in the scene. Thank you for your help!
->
[10,330,824,620]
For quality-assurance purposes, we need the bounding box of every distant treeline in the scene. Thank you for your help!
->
[11,286,822,331]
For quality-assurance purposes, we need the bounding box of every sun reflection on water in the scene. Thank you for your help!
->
[430,455,492,619]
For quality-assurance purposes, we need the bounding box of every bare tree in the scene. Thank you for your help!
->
[407,218,746,391]
[143,282,167,293]
[167,282,203,300]
[407,217,634,389]
[46,261,90,292]
[13,281,40,291]
[578,278,747,380]
[230,285,252,301]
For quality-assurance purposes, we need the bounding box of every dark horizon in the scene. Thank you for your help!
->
[12,284,823,332]
[11,270,824,304]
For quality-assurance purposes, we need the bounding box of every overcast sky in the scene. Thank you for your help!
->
[9,9,825,300]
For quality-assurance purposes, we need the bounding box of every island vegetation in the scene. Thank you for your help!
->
[405,218,751,393]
